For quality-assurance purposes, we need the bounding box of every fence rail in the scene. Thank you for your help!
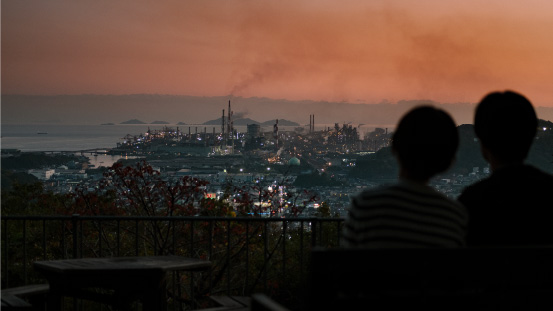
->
[2,215,344,308]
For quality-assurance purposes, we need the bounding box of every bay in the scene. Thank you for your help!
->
[1,123,388,152]
[1,124,245,152]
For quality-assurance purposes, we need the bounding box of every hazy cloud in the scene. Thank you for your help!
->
[2,1,553,107]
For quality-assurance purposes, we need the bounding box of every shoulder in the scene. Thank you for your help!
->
[355,184,401,200]
[459,165,553,204]
[351,185,396,207]
[524,165,553,181]
[352,183,422,205]
[458,177,491,202]
[459,167,511,200]
[353,182,464,212]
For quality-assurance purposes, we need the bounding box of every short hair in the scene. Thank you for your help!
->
[392,106,459,180]
[474,91,537,161]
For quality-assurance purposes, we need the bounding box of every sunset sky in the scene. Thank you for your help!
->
[2,0,553,107]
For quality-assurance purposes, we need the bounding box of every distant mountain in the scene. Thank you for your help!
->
[234,118,262,126]
[4,94,553,127]
[151,120,170,124]
[202,117,224,125]
[261,119,300,126]
[203,117,261,126]
[121,119,146,124]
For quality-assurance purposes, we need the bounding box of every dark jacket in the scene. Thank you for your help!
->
[459,165,553,246]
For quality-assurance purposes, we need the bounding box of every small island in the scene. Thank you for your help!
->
[120,119,146,124]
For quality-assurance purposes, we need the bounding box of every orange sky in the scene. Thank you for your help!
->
[2,0,553,107]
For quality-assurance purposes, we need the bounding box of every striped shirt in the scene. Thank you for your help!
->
[342,181,467,248]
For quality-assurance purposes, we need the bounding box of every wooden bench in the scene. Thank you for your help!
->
[250,294,290,311]
[308,247,553,310]
[1,295,33,310]
[206,294,289,311]
[1,284,49,310]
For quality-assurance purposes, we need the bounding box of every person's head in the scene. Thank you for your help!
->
[474,91,537,163]
[392,106,459,182]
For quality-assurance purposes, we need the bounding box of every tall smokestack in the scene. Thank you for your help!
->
[274,119,279,149]
[222,109,226,145]
[228,100,234,154]
[228,100,231,140]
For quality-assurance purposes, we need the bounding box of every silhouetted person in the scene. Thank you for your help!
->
[342,106,467,248]
[458,91,553,246]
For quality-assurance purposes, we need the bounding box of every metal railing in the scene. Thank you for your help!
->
[2,215,344,308]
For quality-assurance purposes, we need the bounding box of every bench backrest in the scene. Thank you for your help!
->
[309,247,553,310]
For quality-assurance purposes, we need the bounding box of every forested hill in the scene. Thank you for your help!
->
[529,120,553,174]
[350,120,553,179]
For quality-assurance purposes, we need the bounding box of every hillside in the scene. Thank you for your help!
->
[349,121,553,178]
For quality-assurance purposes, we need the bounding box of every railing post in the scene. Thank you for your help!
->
[23,219,27,284]
[135,219,139,256]
[99,221,103,257]
[189,220,194,257]
[282,220,287,280]
[72,214,79,259]
[62,221,66,259]
[4,219,9,287]
[117,219,121,257]
[300,221,304,278]
[209,220,214,294]
[227,219,231,295]
[336,221,342,247]
[171,219,175,255]
[245,221,249,295]
[263,221,268,293]
[311,218,317,247]
[43,219,47,260]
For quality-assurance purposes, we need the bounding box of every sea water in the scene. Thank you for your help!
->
[0,123,283,166]
[1,123,386,167]
[1,124,138,152]
[2,123,379,152]
[1,124,163,167]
